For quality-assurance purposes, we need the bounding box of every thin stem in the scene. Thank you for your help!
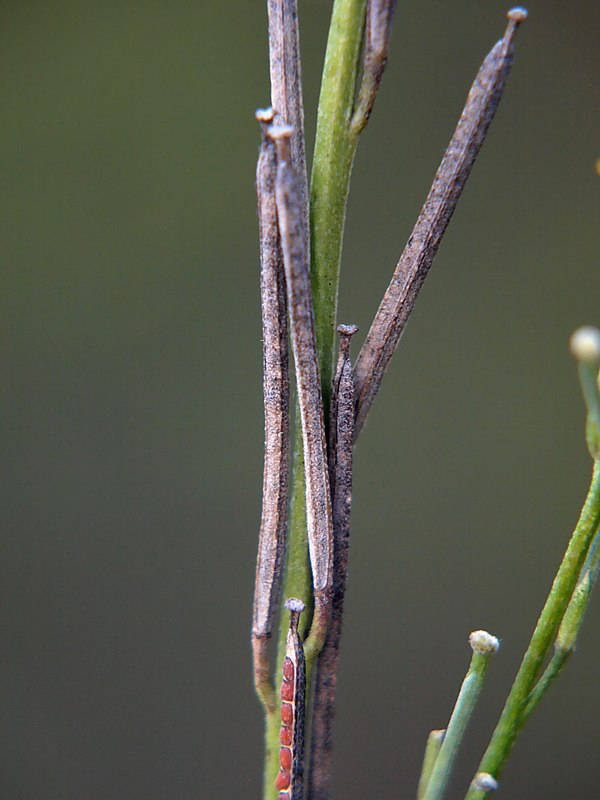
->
[264,707,281,798]
[570,327,600,459]
[423,632,499,800]
[310,0,368,407]
[417,730,446,800]
[353,8,527,436]
[519,648,571,724]
[579,365,600,459]
[521,520,600,721]
[464,460,600,800]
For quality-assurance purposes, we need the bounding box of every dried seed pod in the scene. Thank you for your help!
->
[270,124,334,596]
[354,9,527,435]
[276,599,306,800]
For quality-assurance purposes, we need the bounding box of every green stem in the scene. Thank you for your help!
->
[423,646,495,800]
[519,647,571,724]
[579,361,600,458]
[263,707,279,799]
[522,516,600,721]
[263,3,367,798]
[464,460,600,800]
[310,0,367,405]
[417,730,446,800]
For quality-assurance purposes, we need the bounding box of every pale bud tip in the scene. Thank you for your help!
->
[338,324,359,337]
[255,107,274,123]
[469,630,500,655]
[507,7,528,23]
[570,327,600,364]
[285,597,305,613]
[472,772,499,792]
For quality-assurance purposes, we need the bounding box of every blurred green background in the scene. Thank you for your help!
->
[1,1,599,798]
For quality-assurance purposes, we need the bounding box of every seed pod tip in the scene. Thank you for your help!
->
[469,630,500,655]
[285,597,306,613]
[570,326,600,364]
[472,772,499,792]
[507,7,528,23]
[256,107,275,123]
[337,324,359,337]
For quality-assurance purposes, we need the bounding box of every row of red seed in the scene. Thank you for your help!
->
[276,654,296,796]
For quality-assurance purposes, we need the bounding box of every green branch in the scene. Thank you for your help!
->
[310,0,368,405]
[422,632,499,800]
[464,459,600,800]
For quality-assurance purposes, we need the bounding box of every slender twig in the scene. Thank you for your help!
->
[268,0,309,253]
[422,632,499,800]
[417,730,446,800]
[520,540,599,722]
[276,599,307,800]
[270,124,334,616]
[307,324,358,800]
[350,0,397,136]
[519,334,600,720]
[310,0,368,404]
[252,108,290,715]
[353,8,528,436]
[522,538,600,722]
[464,460,600,800]
[570,326,600,458]
[417,728,446,800]
[519,613,575,724]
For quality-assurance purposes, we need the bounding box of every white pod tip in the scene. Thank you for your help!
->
[469,630,500,655]
[285,597,306,613]
[472,772,499,792]
[267,123,294,141]
[255,107,275,123]
[570,326,600,364]
[507,7,528,23]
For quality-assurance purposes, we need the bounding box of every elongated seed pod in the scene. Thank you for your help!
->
[354,9,527,435]
[308,325,358,800]
[276,599,306,800]
[270,124,333,595]
[253,108,290,641]
[252,108,290,713]
[267,0,309,254]
[351,0,398,136]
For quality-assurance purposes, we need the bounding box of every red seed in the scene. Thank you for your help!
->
[281,702,293,726]
[275,769,291,791]
[281,681,294,701]
[280,747,292,771]
[280,726,293,746]
[282,657,294,682]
